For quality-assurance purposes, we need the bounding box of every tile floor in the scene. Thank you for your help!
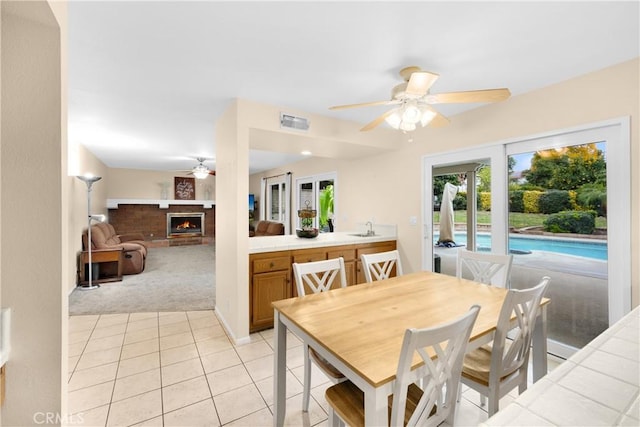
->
[68,310,562,426]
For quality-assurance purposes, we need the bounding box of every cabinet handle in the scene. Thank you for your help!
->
[307,259,312,262]
[269,262,275,268]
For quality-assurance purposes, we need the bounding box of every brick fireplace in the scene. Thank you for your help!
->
[167,212,205,237]
[108,203,215,246]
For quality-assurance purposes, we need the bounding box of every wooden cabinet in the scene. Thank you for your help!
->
[249,240,396,332]
[78,249,123,285]
[250,252,291,331]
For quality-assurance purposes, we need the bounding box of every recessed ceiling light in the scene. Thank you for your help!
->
[301,150,312,156]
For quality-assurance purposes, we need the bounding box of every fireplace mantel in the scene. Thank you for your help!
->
[107,199,215,209]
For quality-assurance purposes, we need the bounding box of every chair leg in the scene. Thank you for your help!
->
[328,407,343,427]
[487,391,499,417]
[302,343,311,412]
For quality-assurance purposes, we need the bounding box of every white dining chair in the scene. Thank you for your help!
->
[325,305,480,427]
[292,257,348,412]
[361,250,404,283]
[456,248,513,288]
[460,277,550,416]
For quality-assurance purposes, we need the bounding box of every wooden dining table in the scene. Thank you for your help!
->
[272,271,550,427]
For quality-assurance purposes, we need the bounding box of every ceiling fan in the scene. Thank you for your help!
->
[176,157,215,179]
[329,66,511,132]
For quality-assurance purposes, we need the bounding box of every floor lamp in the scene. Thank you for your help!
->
[77,175,103,290]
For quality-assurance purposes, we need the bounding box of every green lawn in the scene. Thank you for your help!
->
[434,210,607,229]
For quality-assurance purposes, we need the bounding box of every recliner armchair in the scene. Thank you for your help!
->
[82,223,147,275]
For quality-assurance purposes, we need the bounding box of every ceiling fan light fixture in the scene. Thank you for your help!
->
[401,104,421,124]
[420,109,437,127]
[384,108,403,129]
[192,165,210,179]
[399,121,417,132]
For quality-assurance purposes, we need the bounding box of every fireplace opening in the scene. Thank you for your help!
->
[167,213,205,237]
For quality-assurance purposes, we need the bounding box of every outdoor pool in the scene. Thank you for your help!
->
[435,233,608,261]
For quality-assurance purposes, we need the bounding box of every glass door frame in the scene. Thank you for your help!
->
[423,144,508,271]
[262,174,291,234]
[423,117,631,345]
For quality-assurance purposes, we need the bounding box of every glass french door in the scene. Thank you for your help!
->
[424,119,630,358]
[263,174,291,234]
[295,172,337,232]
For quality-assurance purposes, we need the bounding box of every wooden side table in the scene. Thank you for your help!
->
[78,249,123,285]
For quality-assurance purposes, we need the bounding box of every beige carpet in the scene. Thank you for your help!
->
[69,244,215,315]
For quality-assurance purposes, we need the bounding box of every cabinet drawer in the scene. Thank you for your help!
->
[356,243,396,257]
[292,252,326,264]
[327,248,356,262]
[253,256,290,273]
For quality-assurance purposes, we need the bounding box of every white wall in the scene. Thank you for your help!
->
[106,168,215,200]
[252,59,640,306]
[1,1,63,423]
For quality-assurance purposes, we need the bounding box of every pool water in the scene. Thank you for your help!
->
[435,233,608,261]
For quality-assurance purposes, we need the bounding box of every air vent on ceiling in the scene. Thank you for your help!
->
[280,113,310,131]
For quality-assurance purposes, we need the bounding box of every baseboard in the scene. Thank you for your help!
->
[214,307,251,346]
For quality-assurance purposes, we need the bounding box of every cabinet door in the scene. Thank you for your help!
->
[250,270,291,332]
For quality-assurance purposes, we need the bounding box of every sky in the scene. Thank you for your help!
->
[510,142,607,174]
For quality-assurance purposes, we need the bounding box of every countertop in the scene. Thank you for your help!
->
[249,226,397,254]
[482,306,639,426]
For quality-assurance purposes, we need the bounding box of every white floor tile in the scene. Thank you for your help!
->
[163,398,220,426]
[162,375,212,413]
[213,383,267,425]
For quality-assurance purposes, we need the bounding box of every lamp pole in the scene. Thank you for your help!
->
[77,175,102,290]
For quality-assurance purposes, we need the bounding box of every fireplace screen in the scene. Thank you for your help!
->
[167,213,205,237]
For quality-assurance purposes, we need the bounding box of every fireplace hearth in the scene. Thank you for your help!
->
[167,213,205,237]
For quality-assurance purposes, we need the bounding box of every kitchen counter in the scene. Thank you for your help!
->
[249,226,397,254]
[482,306,639,426]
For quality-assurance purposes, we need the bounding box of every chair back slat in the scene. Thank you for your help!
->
[391,305,480,427]
[456,248,513,288]
[361,250,404,283]
[293,257,347,296]
[491,277,550,381]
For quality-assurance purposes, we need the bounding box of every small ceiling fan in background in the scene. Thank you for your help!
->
[329,66,511,132]
[175,157,215,179]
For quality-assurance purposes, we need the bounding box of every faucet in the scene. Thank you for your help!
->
[365,221,374,236]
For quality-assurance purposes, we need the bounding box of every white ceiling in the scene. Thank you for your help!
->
[68,1,639,175]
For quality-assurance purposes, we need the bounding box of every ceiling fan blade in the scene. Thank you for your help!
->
[360,110,395,132]
[423,105,450,128]
[329,100,400,110]
[429,88,511,104]
[405,71,439,96]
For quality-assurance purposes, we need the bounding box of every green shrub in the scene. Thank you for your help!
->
[543,210,596,234]
[453,191,467,210]
[509,190,524,213]
[523,191,543,213]
[539,190,572,214]
[479,192,491,211]
[577,184,607,217]
[568,190,578,210]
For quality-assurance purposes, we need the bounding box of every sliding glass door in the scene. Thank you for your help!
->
[424,119,630,358]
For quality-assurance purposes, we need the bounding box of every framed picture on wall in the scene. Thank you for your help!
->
[174,177,195,200]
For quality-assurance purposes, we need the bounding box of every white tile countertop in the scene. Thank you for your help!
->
[482,306,640,426]
[248,224,397,254]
